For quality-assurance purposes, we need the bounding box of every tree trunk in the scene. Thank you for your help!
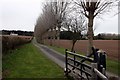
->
[57,24,61,40]
[50,28,53,46]
[56,24,61,48]
[50,37,52,46]
[57,27,60,40]
[87,12,94,55]
[71,40,77,52]
[39,35,43,44]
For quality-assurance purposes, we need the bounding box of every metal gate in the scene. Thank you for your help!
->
[64,47,108,80]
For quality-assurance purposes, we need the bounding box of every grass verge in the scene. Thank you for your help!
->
[2,43,67,78]
[106,58,119,75]
[47,45,119,75]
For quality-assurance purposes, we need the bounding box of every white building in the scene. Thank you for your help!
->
[10,33,18,36]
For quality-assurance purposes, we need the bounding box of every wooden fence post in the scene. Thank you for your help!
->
[97,50,107,80]
[93,51,98,63]
[102,53,106,70]
[73,51,76,66]
[91,63,97,80]
[102,68,106,76]
[65,49,68,76]
[97,50,106,71]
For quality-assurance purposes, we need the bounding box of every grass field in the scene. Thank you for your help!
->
[48,45,119,75]
[44,40,119,60]
[2,43,67,78]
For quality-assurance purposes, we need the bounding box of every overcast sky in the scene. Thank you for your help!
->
[0,0,119,35]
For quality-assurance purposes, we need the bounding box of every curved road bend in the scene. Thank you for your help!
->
[33,39,119,79]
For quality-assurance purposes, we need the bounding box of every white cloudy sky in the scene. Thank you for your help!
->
[0,0,119,35]
[0,0,44,31]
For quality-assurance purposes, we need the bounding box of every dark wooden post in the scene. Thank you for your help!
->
[73,51,76,66]
[92,47,99,63]
[65,49,68,76]
[91,63,97,80]
[99,53,103,73]
[97,50,107,80]
[99,51,106,71]
[102,53,106,70]
[93,51,98,63]
[101,52,106,76]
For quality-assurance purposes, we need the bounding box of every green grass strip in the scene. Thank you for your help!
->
[47,45,119,75]
[106,58,119,75]
[2,43,66,78]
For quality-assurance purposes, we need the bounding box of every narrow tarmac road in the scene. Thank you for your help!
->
[33,39,65,69]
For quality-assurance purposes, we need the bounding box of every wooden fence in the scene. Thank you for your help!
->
[64,47,108,80]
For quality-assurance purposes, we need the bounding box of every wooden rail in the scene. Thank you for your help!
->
[66,51,94,62]
[65,48,108,80]
[91,63,108,80]
[94,68,108,80]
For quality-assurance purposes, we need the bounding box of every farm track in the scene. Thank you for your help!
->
[33,39,119,79]
[33,39,65,68]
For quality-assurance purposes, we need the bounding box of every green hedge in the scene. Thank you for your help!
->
[2,35,32,53]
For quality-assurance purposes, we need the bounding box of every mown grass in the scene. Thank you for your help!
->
[106,58,119,75]
[48,45,84,55]
[2,43,67,78]
[48,45,65,54]
[47,45,119,75]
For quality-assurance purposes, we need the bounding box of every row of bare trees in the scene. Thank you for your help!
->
[34,0,119,54]
[34,1,69,42]
[34,2,57,43]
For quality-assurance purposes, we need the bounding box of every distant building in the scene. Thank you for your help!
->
[10,32,18,36]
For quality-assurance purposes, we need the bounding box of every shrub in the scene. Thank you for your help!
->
[2,35,33,54]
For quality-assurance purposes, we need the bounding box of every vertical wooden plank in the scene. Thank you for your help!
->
[102,68,106,76]
[99,53,103,73]
[74,51,76,66]
[94,51,98,63]
[65,49,68,76]
[97,50,107,80]
[102,53,106,70]
[91,63,97,80]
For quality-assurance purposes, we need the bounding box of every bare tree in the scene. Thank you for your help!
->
[64,12,87,52]
[51,1,70,39]
[34,2,57,43]
[34,1,69,43]
[73,0,119,54]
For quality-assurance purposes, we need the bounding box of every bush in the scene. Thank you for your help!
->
[2,35,33,54]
